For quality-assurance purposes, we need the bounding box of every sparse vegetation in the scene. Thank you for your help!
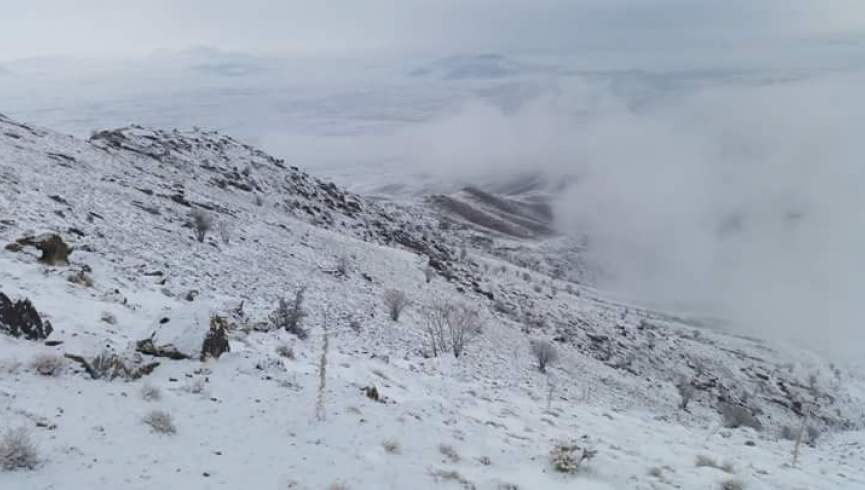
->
[140,383,162,401]
[190,209,213,242]
[100,311,117,324]
[424,265,436,283]
[530,340,558,373]
[143,410,176,434]
[336,254,351,277]
[276,343,295,359]
[30,353,64,376]
[422,302,481,358]
[429,468,475,489]
[383,289,410,322]
[270,288,308,339]
[718,402,762,431]
[676,378,695,410]
[721,478,746,490]
[0,427,39,471]
[695,455,734,474]
[439,443,461,462]
[64,351,159,381]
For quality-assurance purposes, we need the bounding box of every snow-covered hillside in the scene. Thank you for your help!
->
[0,112,863,489]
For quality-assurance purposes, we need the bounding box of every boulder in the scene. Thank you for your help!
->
[0,292,53,340]
[7,233,72,265]
[136,305,230,361]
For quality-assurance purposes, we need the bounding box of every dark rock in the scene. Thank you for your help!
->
[0,292,54,340]
[9,233,72,265]
[201,316,230,361]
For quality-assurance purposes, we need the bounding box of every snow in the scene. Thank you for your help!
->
[0,114,863,489]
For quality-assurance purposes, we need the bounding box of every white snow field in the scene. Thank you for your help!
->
[1,112,863,489]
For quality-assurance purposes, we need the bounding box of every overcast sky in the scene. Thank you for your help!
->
[2,0,865,61]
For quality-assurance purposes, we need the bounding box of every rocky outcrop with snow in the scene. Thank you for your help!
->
[0,113,863,489]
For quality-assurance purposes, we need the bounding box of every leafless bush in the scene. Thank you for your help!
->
[721,479,746,490]
[276,343,295,359]
[65,351,159,381]
[140,383,161,402]
[100,311,117,325]
[423,302,481,358]
[190,209,213,242]
[30,353,64,376]
[269,288,307,339]
[718,402,762,431]
[530,340,558,373]
[676,378,696,410]
[217,221,231,245]
[383,289,410,322]
[439,443,461,462]
[447,304,481,358]
[143,410,176,434]
[549,441,596,474]
[348,317,362,333]
[424,265,436,283]
[0,427,39,471]
[336,255,351,277]
[182,378,207,395]
[430,469,475,489]
[382,439,401,454]
[695,455,734,473]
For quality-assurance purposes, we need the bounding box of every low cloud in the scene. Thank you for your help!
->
[382,74,865,358]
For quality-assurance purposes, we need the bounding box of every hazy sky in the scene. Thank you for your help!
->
[3,0,865,61]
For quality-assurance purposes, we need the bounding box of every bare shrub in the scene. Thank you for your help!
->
[190,209,213,242]
[446,304,481,358]
[721,479,746,490]
[182,378,207,395]
[65,351,159,381]
[30,353,64,376]
[269,288,307,339]
[549,441,596,474]
[0,427,39,471]
[718,403,762,431]
[439,443,461,462]
[383,289,410,322]
[695,455,719,468]
[217,221,231,245]
[348,317,362,333]
[530,340,558,373]
[423,302,481,358]
[676,378,696,410]
[143,410,176,434]
[336,255,351,277]
[275,343,295,359]
[140,383,161,402]
[424,265,436,283]
[430,469,475,489]
[382,439,401,454]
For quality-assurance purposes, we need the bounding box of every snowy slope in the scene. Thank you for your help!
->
[0,113,863,489]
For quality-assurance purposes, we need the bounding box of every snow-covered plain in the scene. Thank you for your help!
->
[0,113,863,489]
